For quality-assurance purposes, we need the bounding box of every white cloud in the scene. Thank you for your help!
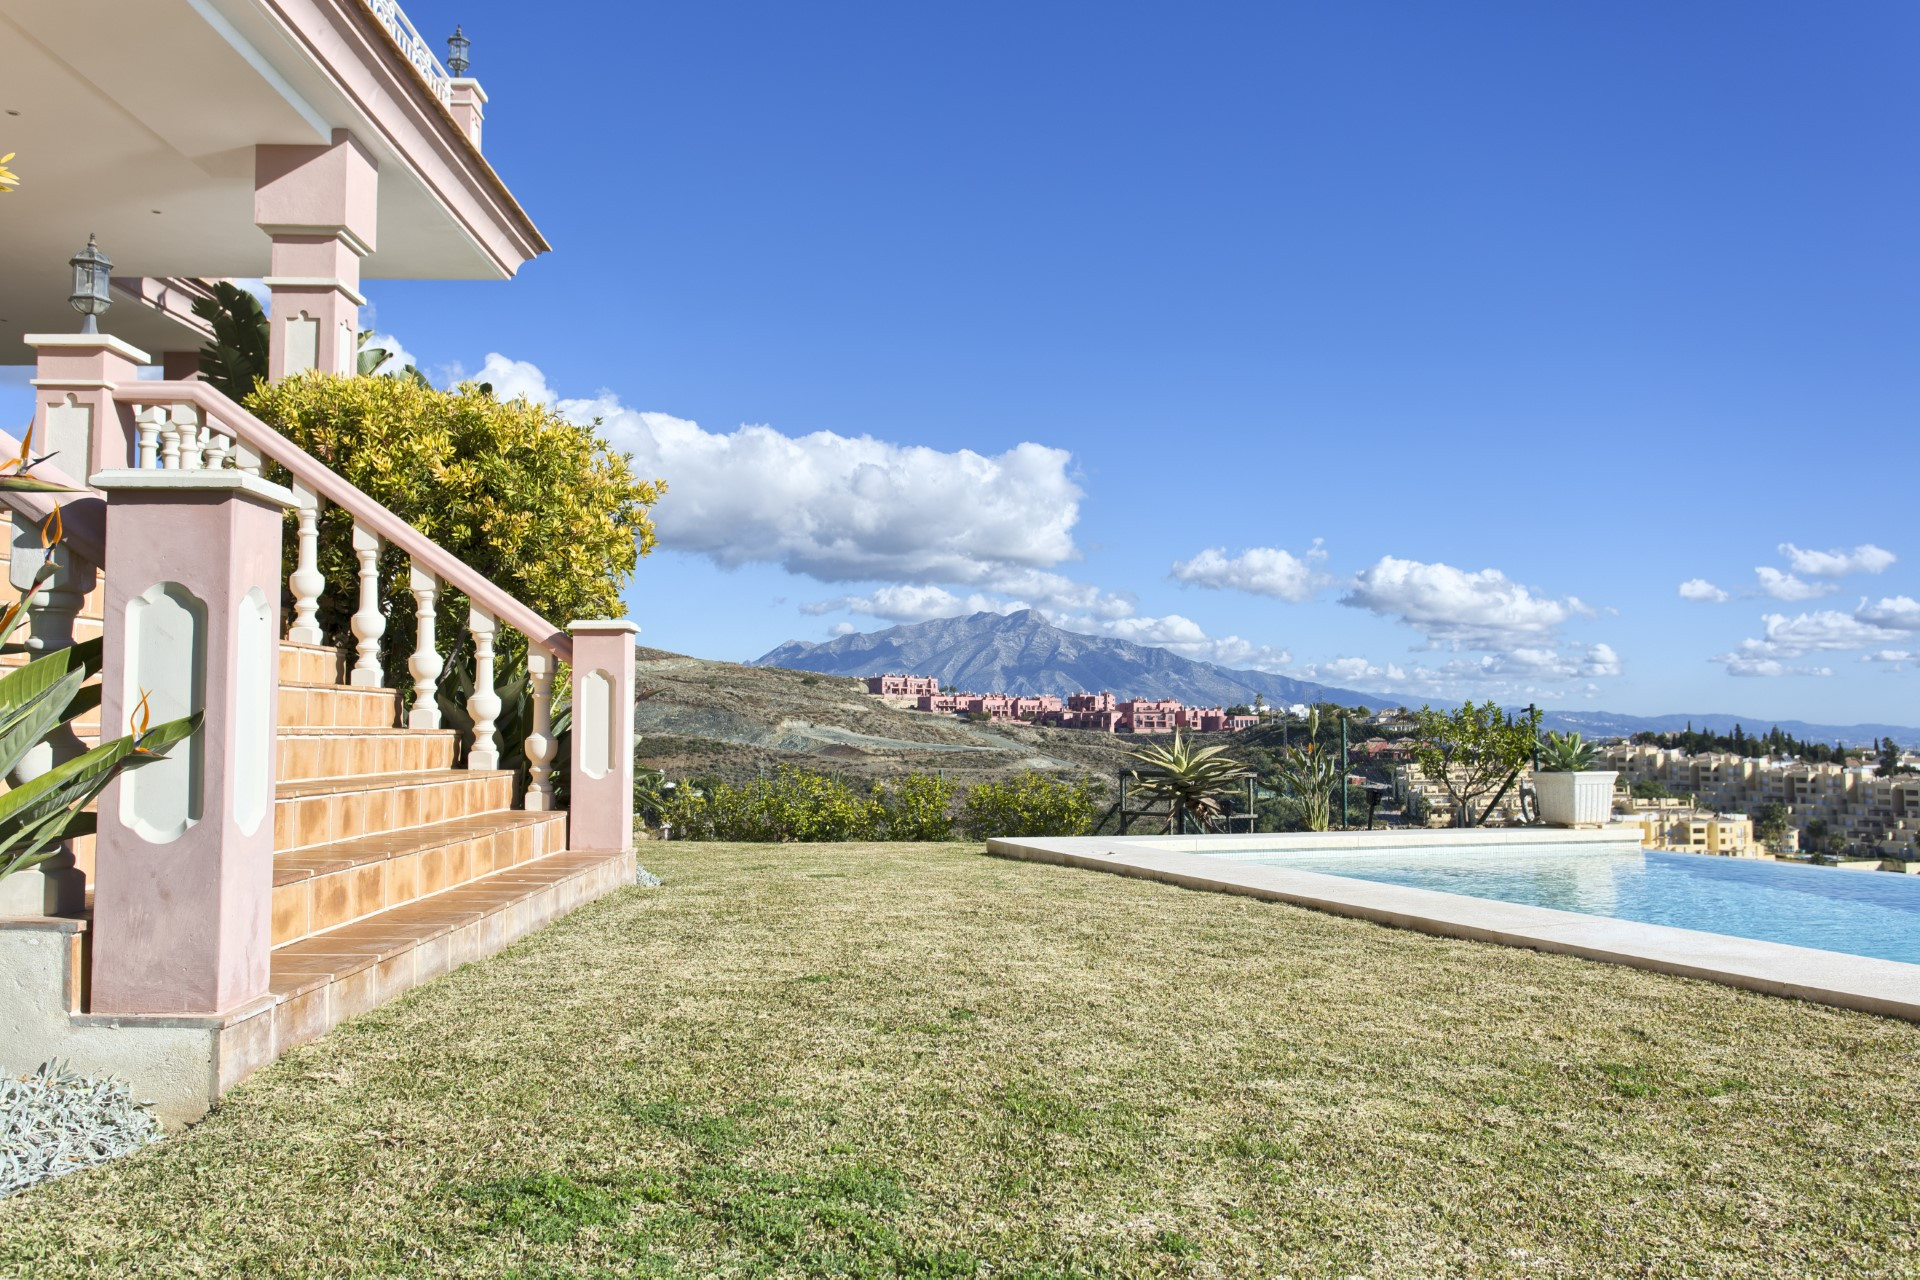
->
[474,353,1084,586]
[1779,542,1896,577]
[1715,654,1834,678]
[1678,578,1730,604]
[1201,635,1294,672]
[1754,567,1836,602]
[1038,610,1291,672]
[1298,656,1409,685]
[1711,609,1903,676]
[1858,596,1920,631]
[1342,556,1573,650]
[1710,597,1920,675]
[1740,610,1905,658]
[1293,642,1618,698]
[805,586,1026,624]
[1171,541,1328,602]
[1863,650,1915,669]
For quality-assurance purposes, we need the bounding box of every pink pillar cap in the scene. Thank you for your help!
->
[23,333,152,363]
[89,469,298,511]
[569,619,640,635]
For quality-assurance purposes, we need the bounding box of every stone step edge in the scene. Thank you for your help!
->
[65,850,635,1109]
[261,850,636,1056]
[278,727,456,738]
[273,810,568,888]
[276,768,514,800]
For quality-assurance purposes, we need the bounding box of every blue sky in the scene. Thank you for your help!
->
[25,2,1920,723]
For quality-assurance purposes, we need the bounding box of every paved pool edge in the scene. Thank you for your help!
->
[984,833,1920,1023]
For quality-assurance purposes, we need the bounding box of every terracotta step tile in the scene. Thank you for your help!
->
[274,769,515,851]
[278,641,342,685]
[270,810,566,944]
[275,728,459,783]
[278,683,401,730]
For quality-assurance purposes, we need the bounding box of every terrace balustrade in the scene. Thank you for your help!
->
[116,381,577,808]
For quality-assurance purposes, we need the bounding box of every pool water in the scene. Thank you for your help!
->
[1224,844,1920,964]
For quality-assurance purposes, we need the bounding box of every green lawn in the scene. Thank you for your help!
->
[3,842,1918,1278]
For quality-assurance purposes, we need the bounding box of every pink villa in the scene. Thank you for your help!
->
[0,0,637,1124]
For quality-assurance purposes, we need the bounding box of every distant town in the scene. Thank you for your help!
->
[866,673,1313,734]
[865,673,1920,864]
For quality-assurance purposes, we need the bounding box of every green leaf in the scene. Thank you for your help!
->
[0,636,101,723]
[0,713,201,854]
[0,475,79,494]
[0,666,84,779]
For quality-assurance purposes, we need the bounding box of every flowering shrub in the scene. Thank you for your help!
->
[246,373,663,679]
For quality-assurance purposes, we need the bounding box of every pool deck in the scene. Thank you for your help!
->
[985,829,1920,1023]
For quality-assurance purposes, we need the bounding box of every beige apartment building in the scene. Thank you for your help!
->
[1602,744,1920,860]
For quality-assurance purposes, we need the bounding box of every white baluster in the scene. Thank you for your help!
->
[407,564,443,729]
[175,406,206,470]
[232,440,262,477]
[466,606,500,770]
[203,428,230,471]
[287,483,325,646]
[159,411,182,470]
[524,648,556,810]
[134,405,165,468]
[348,521,385,688]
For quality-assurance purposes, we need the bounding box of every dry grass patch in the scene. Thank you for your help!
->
[2,841,1917,1278]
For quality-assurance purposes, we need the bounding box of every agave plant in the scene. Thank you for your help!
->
[0,429,201,886]
[1124,730,1253,834]
[1536,730,1597,773]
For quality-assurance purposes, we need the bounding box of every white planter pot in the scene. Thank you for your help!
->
[1534,770,1618,827]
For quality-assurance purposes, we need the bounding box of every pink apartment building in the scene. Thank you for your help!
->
[883,678,1253,733]
[868,674,941,698]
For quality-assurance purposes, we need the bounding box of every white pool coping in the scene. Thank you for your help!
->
[984,829,1920,1023]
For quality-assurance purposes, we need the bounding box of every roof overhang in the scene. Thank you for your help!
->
[0,0,549,360]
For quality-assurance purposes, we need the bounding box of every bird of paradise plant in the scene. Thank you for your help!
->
[0,424,201,886]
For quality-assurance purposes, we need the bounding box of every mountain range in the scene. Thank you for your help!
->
[751,610,1920,744]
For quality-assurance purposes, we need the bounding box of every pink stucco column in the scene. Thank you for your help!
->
[567,620,637,854]
[254,131,378,381]
[88,470,294,1016]
[24,334,147,475]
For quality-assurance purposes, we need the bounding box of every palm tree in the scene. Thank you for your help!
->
[1124,730,1253,834]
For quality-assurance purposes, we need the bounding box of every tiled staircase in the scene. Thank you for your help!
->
[255,641,631,1055]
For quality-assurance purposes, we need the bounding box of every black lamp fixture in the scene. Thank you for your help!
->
[69,233,112,335]
[447,25,470,76]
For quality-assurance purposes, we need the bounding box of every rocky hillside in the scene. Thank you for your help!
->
[633,646,1144,789]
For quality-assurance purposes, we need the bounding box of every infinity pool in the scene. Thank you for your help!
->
[1218,844,1920,964]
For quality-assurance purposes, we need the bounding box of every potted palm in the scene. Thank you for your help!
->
[1532,731,1618,828]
